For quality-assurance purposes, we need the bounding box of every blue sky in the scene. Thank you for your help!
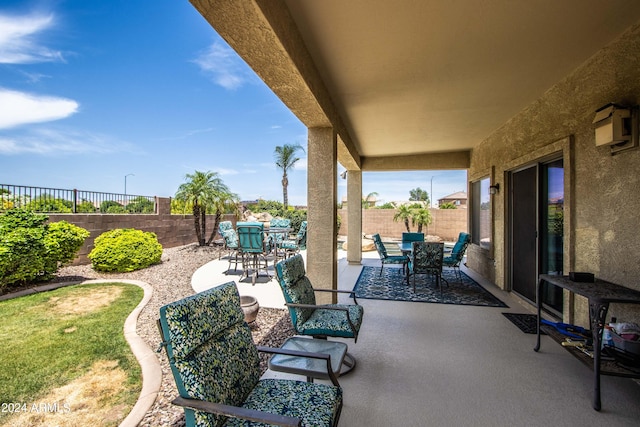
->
[0,1,466,206]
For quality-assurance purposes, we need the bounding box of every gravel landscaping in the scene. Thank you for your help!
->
[51,243,295,426]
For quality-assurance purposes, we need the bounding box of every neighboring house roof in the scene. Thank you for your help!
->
[438,191,467,202]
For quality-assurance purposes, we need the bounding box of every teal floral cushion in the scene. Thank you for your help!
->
[275,255,316,328]
[276,254,363,340]
[410,242,443,274]
[225,379,342,427]
[222,229,239,249]
[159,282,261,427]
[299,304,364,339]
[219,221,233,233]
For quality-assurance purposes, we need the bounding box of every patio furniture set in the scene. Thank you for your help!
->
[373,231,471,293]
[218,219,307,285]
[157,254,363,426]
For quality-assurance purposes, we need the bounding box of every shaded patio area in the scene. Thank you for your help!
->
[192,250,640,425]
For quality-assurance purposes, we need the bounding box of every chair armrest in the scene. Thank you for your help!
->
[257,346,340,386]
[172,396,302,427]
[312,288,359,304]
[286,303,358,339]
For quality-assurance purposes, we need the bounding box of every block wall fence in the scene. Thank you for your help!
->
[44,198,467,265]
[48,197,235,265]
[337,208,468,241]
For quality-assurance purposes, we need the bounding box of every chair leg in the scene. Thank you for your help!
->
[379,263,384,276]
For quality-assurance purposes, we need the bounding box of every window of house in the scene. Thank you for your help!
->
[471,178,491,250]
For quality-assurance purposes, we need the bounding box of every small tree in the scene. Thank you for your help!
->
[393,204,413,232]
[409,187,430,204]
[411,207,432,233]
[174,171,238,246]
[362,192,378,209]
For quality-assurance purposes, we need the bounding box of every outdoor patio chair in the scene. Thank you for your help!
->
[408,241,447,293]
[267,218,292,261]
[275,254,363,374]
[219,221,241,272]
[402,232,424,243]
[372,233,408,276]
[237,221,272,285]
[443,232,471,282]
[158,281,343,427]
[281,221,307,258]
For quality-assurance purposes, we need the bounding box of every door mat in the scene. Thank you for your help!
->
[502,313,545,334]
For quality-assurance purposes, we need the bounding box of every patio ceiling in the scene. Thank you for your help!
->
[191,0,640,168]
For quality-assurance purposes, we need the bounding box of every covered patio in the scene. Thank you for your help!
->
[184,0,640,423]
[192,250,640,424]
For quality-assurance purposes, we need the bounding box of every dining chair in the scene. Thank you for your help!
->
[443,232,471,282]
[219,221,241,273]
[408,241,447,293]
[402,232,424,243]
[236,221,271,284]
[281,221,307,258]
[372,233,408,276]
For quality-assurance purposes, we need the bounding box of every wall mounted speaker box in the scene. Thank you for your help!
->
[569,272,595,282]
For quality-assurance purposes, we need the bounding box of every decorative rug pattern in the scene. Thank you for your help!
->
[353,266,508,307]
[502,313,545,334]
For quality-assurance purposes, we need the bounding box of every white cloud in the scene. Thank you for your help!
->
[0,88,78,129]
[0,13,63,64]
[192,41,255,90]
[0,128,134,156]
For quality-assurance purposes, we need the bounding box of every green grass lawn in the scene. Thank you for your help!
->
[0,282,143,425]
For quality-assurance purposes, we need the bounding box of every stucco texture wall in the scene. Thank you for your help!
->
[338,208,467,242]
[468,22,640,323]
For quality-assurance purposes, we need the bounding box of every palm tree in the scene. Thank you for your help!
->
[175,171,238,246]
[393,204,413,232]
[274,143,305,209]
[411,207,432,233]
[362,191,379,209]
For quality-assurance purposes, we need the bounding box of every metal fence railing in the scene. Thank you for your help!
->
[0,184,157,214]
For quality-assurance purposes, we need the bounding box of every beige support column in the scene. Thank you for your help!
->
[347,170,362,264]
[307,127,337,303]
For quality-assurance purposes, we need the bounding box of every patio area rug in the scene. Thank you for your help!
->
[353,266,508,307]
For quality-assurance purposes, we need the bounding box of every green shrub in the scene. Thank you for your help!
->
[23,195,73,213]
[76,200,97,213]
[88,229,162,272]
[100,200,123,212]
[126,196,155,213]
[43,221,90,277]
[0,210,89,289]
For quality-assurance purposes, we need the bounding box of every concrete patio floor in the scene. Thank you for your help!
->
[192,250,640,426]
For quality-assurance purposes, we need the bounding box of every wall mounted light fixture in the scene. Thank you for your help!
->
[593,103,638,154]
[340,170,348,179]
[489,183,500,195]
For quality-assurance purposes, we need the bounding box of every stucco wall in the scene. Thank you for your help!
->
[468,22,640,324]
[48,197,235,265]
[337,208,467,241]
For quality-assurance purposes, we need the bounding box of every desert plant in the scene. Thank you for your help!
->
[88,228,162,272]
